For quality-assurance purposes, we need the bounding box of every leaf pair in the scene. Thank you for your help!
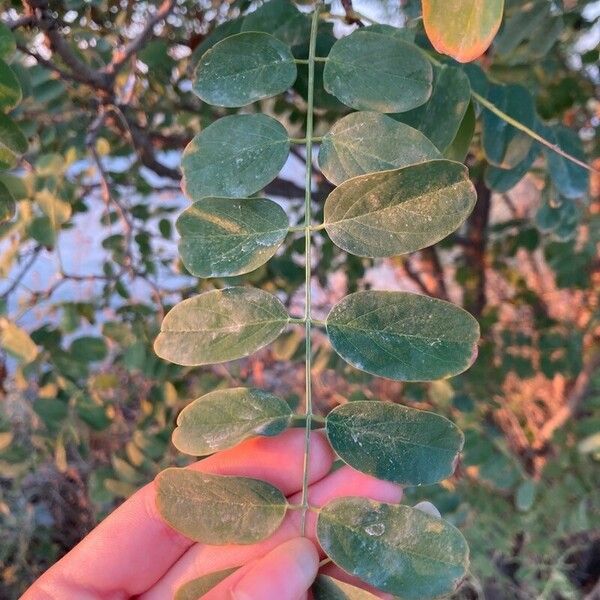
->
[157,468,468,600]
[173,389,463,489]
[154,287,479,382]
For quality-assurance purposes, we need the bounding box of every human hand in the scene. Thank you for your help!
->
[23,429,402,599]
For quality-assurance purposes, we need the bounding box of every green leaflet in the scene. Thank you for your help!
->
[326,401,464,486]
[444,101,476,162]
[323,30,432,113]
[0,180,16,223]
[181,114,290,200]
[69,336,108,363]
[317,498,469,599]
[422,0,504,63]
[154,287,289,366]
[484,143,539,192]
[323,160,477,258]
[538,124,588,199]
[193,32,297,107]
[172,387,292,456]
[156,468,287,544]
[0,58,21,110]
[0,22,16,60]
[326,291,480,381]
[0,112,27,156]
[392,66,471,152]
[177,197,289,278]
[318,111,441,185]
[175,568,238,600]
[312,575,380,599]
[481,83,535,169]
[242,0,311,48]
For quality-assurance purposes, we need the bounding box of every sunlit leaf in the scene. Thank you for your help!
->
[317,498,469,599]
[181,114,290,200]
[0,58,21,110]
[156,468,287,544]
[326,401,464,485]
[323,160,476,257]
[0,319,38,363]
[0,112,27,155]
[318,111,440,186]
[242,0,310,47]
[326,291,480,381]
[172,387,292,456]
[312,575,379,599]
[422,0,504,63]
[392,66,471,152]
[323,30,432,113]
[175,568,238,600]
[177,197,289,278]
[481,83,535,169]
[193,32,297,107]
[154,287,289,366]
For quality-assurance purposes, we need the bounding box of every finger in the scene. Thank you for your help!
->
[142,466,401,599]
[203,538,319,600]
[320,565,394,600]
[21,429,333,599]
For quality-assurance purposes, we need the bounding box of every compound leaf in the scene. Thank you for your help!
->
[323,160,476,257]
[326,401,464,486]
[323,30,432,113]
[177,197,289,278]
[193,32,297,107]
[156,469,287,544]
[172,387,293,456]
[423,0,504,63]
[326,291,480,381]
[154,287,289,366]
[175,568,238,600]
[392,65,471,152]
[181,114,289,200]
[318,111,440,185]
[317,498,469,599]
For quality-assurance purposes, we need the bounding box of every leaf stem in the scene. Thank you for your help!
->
[300,2,321,537]
[289,136,323,144]
[420,50,596,174]
[471,90,596,173]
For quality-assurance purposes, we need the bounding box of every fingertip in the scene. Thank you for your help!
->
[229,538,319,599]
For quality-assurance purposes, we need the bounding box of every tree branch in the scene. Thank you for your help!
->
[105,0,176,78]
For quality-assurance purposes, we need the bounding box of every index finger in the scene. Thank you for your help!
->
[22,429,334,599]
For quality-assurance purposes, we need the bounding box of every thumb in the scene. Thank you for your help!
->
[204,538,319,600]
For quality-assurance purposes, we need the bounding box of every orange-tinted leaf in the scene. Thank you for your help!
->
[422,0,504,63]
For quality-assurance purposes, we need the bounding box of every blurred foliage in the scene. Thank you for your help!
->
[0,0,598,597]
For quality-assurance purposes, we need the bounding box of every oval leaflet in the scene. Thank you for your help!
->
[177,197,289,278]
[193,32,297,107]
[154,287,289,366]
[172,387,292,456]
[326,290,480,381]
